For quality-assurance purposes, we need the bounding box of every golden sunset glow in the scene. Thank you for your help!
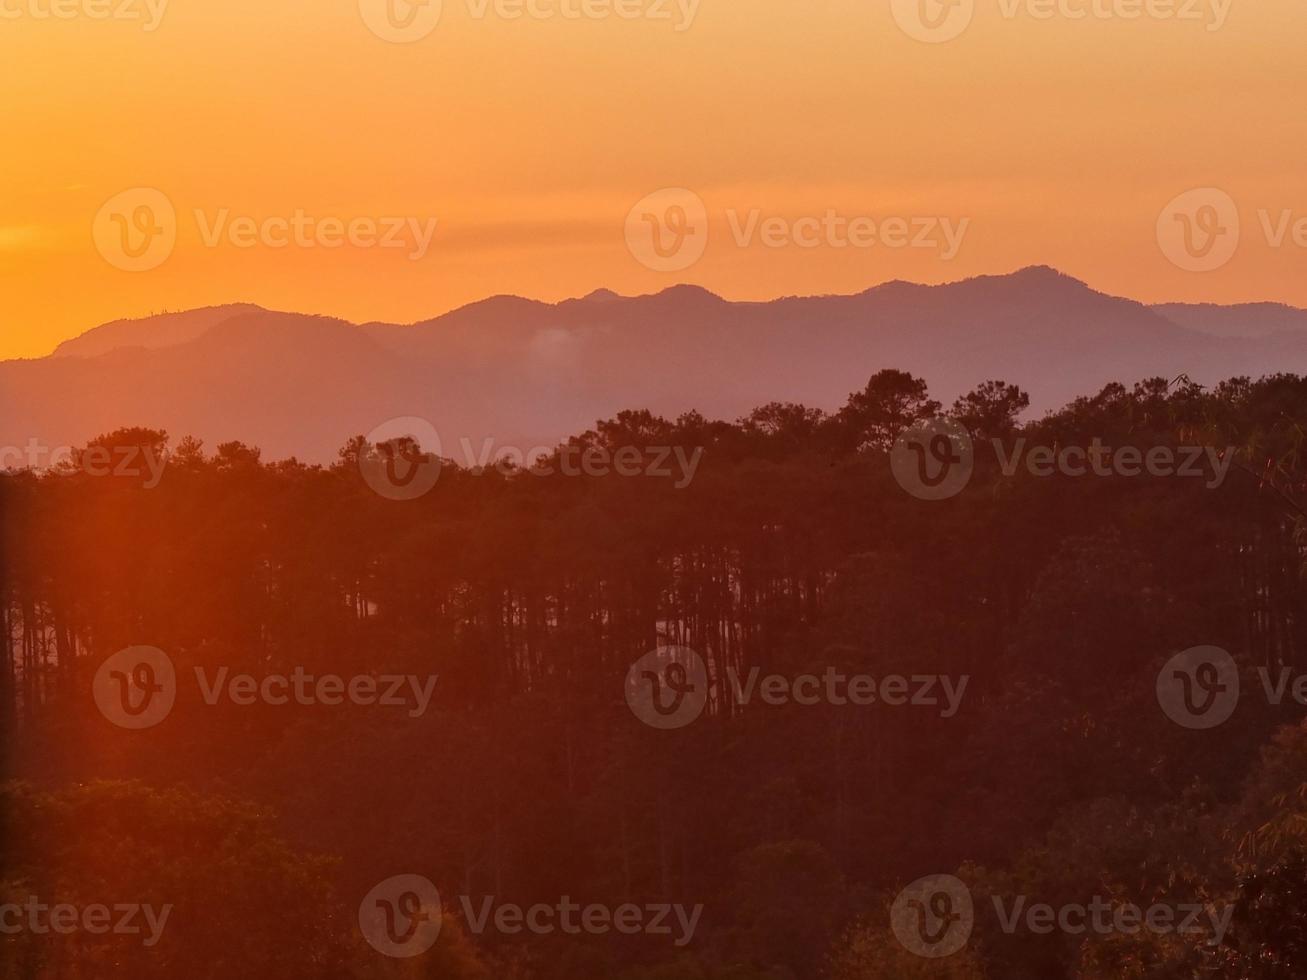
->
[2,0,1305,357]
[10,4,1307,977]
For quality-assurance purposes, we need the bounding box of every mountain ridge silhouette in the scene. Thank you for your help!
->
[8,267,1305,462]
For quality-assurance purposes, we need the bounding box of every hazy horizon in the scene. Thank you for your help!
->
[5,1,1307,358]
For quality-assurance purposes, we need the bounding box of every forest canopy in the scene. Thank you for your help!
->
[3,370,1307,979]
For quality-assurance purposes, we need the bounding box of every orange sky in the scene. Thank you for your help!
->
[2,0,1305,358]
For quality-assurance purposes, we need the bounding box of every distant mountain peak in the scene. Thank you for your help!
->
[974,265,1094,292]
[1011,264,1070,280]
[646,283,725,304]
[421,294,554,329]
[448,294,545,314]
[52,303,265,359]
[860,266,1093,300]
[577,288,624,303]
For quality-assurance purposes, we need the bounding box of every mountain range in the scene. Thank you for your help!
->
[5,266,1306,462]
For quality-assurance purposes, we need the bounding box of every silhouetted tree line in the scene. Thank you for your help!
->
[2,370,1307,978]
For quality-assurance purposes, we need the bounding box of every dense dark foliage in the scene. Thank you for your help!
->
[3,370,1307,978]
